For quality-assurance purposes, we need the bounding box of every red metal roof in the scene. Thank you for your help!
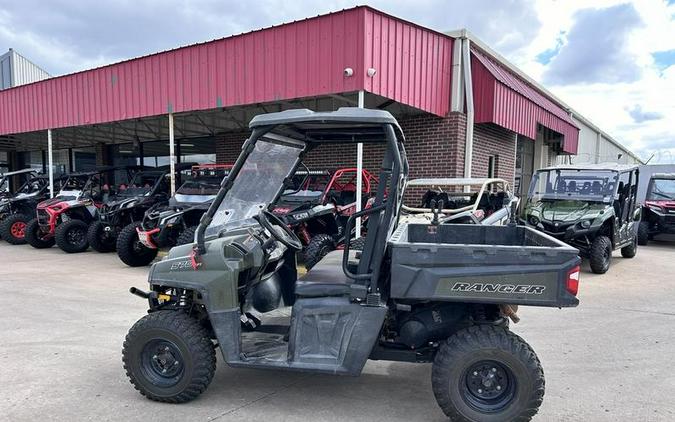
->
[0,7,452,136]
[471,49,579,154]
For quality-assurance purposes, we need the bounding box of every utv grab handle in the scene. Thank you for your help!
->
[342,204,387,281]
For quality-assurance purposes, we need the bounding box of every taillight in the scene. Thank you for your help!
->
[566,265,580,296]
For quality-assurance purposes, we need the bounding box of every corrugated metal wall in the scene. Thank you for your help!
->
[0,7,454,136]
[0,49,50,90]
[362,9,452,116]
[471,50,580,154]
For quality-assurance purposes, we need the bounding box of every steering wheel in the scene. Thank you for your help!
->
[256,209,303,251]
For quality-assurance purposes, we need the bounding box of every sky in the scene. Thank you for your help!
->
[1,0,674,163]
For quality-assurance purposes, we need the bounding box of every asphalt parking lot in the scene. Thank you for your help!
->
[1,241,674,422]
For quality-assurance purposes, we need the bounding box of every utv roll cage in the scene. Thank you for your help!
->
[195,108,408,295]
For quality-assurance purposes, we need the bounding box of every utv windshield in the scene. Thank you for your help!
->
[281,172,331,202]
[205,137,304,237]
[647,178,675,201]
[177,177,222,196]
[529,169,617,203]
[59,176,88,198]
[118,172,162,197]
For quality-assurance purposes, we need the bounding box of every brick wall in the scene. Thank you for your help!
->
[212,114,516,190]
[472,123,516,186]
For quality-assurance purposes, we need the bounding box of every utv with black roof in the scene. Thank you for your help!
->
[123,108,580,422]
[0,174,56,244]
[638,173,675,245]
[86,166,173,252]
[523,163,640,274]
[116,164,229,267]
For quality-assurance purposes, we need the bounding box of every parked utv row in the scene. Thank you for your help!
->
[0,108,661,421]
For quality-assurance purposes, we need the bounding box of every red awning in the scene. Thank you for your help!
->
[471,49,579,154]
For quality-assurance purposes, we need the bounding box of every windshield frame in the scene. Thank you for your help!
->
[647,177,675,201]
[528,169,619,204]
[203,132,306,239]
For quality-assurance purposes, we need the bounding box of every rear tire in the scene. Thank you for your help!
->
[589,235,612,274]
[117,223,158,267]
[55,219,90,253]
[0,214,30,245]
[176,226,197,246]
[432,325,545,422]
[122,310,216,403]
[621,235,637,258]
[637,221,649,246]
[87,220,117,252]
[303,233,335,270]
[25,218,55,249]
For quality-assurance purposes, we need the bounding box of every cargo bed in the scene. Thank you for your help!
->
[389,223,580,307]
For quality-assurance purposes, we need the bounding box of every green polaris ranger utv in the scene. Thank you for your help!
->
[523,164,640,274]
[123,108,580,421]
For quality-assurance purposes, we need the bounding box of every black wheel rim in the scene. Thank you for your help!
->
[461,360,516,413]
[68,227,86,245]
[140,339,185,388]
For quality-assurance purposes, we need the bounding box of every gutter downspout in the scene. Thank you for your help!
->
[461,37,474,183]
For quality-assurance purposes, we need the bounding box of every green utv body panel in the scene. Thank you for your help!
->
[148,227,262,311]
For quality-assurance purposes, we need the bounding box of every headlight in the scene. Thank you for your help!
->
[163,215,180,225]
[648,204,664,213]
[580,220,591,229]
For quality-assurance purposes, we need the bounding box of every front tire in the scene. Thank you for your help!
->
[122,311,216,403]
[25,218,55,249]
[55,219,90,253]
[589,235,612,274]
[117,223,158,267]
[621,235,638,258]
[432,325,545,422]
[87,220,117,252]
[637,221,649,246]
[303,233,335,270]
[0,214,30,245]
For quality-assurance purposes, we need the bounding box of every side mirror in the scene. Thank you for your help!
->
[633,207,641,222]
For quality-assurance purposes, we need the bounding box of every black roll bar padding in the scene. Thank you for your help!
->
[342,204,387,280]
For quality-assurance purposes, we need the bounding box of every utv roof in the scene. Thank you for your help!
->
[0,168,38,177]
[249,107,404,143]
[407,178,509,187]
[538,163,639,172]
[651,173,675,180]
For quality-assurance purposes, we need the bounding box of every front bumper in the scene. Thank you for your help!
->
[137,227,160,249]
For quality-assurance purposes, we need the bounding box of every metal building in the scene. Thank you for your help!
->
[0,6,641,201]
[0,49,51,90]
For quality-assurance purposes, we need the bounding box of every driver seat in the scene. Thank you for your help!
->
[295,250,357,297]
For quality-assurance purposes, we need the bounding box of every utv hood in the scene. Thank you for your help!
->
[528,200,607,223]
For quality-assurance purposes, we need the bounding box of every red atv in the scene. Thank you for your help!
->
[273,167,377,268]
